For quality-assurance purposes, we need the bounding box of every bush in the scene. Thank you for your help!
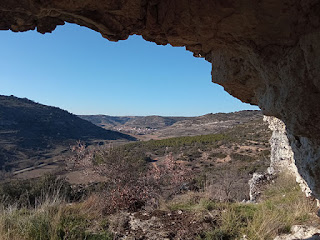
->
[209,152,227,159]
[230,153,254,162]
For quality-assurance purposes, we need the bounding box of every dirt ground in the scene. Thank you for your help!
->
[110,209,216,240]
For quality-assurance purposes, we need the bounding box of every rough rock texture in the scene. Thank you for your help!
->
[1,1,320,197]
[264,116,296,174]
[109,210,216,239]
[264,116,313,197]
[287,131,320,200]
[274,225,320,240]
[248,172,274,202]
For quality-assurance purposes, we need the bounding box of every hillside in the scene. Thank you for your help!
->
[5,115,317,240]
[155,110,262,138]
[0,95,135,171]
[80,110,262,138]
[2,105,319,239]
[79,115,189,130]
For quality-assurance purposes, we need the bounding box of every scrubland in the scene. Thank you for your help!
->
[0,119,318,239]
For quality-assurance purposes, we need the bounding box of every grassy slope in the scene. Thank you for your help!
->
[165,174,318,239]
[0,175,317,240]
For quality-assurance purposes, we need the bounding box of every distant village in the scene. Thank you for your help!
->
[112,126,156,135]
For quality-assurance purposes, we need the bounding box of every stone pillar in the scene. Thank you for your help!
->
[264,116,313,198]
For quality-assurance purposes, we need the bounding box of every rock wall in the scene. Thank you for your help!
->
[287,131,320,200]
[264,116,313,198]
[1,0,320,199]
[264,116,296,175]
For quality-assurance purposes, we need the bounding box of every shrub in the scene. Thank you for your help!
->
[209,152,227,159]
[230,153,254,162]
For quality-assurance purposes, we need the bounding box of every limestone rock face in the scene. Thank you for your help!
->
[1,1,320,197]
[287,132,320,200]
[264,116,313,197]
[264,116,296,175]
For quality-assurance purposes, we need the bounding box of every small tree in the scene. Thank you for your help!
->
[68,144,192,213]
[208,168,248,202]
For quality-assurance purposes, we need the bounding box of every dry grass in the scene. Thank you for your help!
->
[163,191,215,212]
[162,174,318,240]
[0,171,317,240]
[204,174,318,240]
[0,195,63,240]
[0,193,112,240]
[243,174,318,239]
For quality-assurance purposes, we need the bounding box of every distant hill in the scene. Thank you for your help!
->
[155,111,262,138]
[0,95,135,170]
[79,115,189,129]
[80,110,262,138]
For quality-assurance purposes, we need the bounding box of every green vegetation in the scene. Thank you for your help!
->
[209,152,227,159]
[122,133,228,155]
[92,133,231,168]
[142,134,227,148]
[230,153,254,162]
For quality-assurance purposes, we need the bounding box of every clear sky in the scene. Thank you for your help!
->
[0,23,259,116]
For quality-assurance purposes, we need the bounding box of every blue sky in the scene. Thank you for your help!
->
[0,23,259,116]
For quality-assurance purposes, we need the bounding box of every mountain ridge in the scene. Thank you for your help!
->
[0,95,135,170]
